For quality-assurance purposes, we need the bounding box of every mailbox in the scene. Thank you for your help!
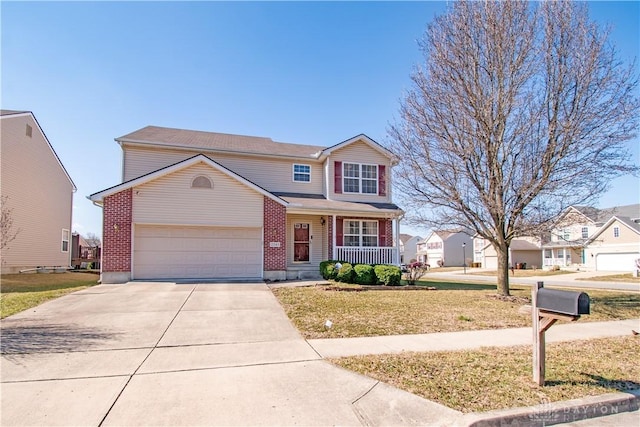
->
[536,288,590,316]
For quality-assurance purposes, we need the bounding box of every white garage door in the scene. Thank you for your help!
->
[133,225,262,280]
[595,252,640,272]
[484,256,498,269]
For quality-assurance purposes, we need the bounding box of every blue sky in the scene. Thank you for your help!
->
[2,1,638,239]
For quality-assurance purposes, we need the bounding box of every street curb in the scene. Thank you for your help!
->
[453,389,640,426]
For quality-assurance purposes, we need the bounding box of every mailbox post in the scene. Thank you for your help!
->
[532,282,590,386]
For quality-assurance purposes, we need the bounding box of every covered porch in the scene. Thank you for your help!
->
[276,193,403,279]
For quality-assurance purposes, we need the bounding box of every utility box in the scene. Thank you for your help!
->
[536,288,590,316]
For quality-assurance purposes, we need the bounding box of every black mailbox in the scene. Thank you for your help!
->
[536,288,590,316]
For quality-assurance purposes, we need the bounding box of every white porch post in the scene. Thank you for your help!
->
[332,214,337,260]
[395,216,401,265]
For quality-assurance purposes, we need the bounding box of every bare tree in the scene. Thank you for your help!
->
[388,0,639,296]
[84,232,101,250]
[1,195,21,252]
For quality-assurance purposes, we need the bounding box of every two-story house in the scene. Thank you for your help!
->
[89,127,403,283]
[542,204,639,270]
[473,236,543,269]
[1,110,76,273]
[416,230,471,268]
[399,234,422,264]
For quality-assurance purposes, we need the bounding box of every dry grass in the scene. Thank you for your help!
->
[331,336,640,413]
[576,273,640,284]
[1,272,98,318]
[272,283,640,339]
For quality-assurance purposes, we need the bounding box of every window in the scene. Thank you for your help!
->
[544,249,552,258]
[61,229,69,252]
[191,175,212,189]
[343,220,378,247]
[562,229,570,240]
[581,227,589,239]
[427,242,442,250]
[293,164,311,182]
[343,163,377,194]
[613,227,620,238]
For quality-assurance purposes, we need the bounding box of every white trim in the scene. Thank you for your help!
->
[293,222,312,263]
[343,219,379,247]
[292,163,312,183]
[89,154,288,206]
[317,134,396,164]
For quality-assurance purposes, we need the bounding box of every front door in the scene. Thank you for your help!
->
[294,223,310,262]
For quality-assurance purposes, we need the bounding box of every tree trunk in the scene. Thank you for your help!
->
[496,246,511,296]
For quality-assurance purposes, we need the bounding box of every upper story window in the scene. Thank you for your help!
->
[293,164,311,183]
[427,241,443,250]
[344,163,377,194]
[581,227,589,239]
[344,220,378,247]
[191,175,212,189]
[562,229,570,240]
[613,227,620,238]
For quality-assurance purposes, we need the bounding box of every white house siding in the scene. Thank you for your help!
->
[123,145,324,194]
[329,141,391,203]
[1,114,74,272]
[585,219,640,271]
[286,214,325,267]
[132,162,263,227]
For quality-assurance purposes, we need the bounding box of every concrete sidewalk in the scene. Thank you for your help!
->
[308,318,640,358]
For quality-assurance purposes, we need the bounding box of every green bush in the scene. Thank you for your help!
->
[374,264,402,286]
[319,260,341,280]
[335,262,355,283]
[353,264,376,285]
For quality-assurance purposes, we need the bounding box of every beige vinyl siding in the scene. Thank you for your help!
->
[1,115,74,272]
[286,215,325,267]
[123,145,323,193]
[598,220,640,245]
[133,162,263,227]
[329,141,391,203]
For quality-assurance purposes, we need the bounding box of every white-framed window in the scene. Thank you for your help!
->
[581,227,589,239]
[562,229,570,240]
[292,164,311,182]
[613,227,620,238]
[61,229,70,252]
[343,220,378,247]
[343,163,377,194]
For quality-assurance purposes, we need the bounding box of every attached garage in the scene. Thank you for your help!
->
[133,225,263,280]
[595,252,640,272]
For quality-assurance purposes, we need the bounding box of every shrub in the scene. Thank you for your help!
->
[353,264,376,285]
[336,262,355,283]
[406,262,430,285]
[374,264,402,286]
[319,260,340,280]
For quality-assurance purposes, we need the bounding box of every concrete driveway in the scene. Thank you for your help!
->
[1,282,457,426]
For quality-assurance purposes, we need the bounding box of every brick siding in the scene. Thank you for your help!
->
[102,189,132,272]
[263,197,286,270]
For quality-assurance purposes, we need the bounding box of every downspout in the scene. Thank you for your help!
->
[395,215,401,265]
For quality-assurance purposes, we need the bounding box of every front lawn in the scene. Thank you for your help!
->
[331,336,640,413]
[1,272,99,319]
[469,269,575,277]
[272,282,640,339]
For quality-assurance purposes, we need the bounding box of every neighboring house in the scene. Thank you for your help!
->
[542,204,640,270]
[417,230,471,267]
[0,110,76,273]
[473,236,543,269]
[399,233,422,264]
[584,215,640,271]
[89,126,403,283]
[71,233,101,269]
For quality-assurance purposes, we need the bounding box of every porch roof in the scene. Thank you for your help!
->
[274,192,402,217]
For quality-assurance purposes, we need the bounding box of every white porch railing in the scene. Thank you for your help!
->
[543,258,568,267]
[335,246,398,265]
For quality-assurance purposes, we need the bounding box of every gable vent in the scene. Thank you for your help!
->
[25,124,32,138]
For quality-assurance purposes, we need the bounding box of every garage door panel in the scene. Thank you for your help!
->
[596,252,640,271]
[134,225,262,280]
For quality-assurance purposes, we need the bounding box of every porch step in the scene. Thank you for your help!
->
[286,265,321,280]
